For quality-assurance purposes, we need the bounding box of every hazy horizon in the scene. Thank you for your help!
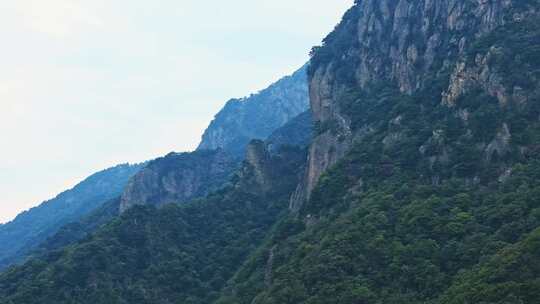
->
[0,0,353,224]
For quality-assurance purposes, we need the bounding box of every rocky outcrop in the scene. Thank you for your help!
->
[198,65,309,158]
[119,67,313,214]
[245,141,272,190]
[292,0,536,210]
[443,48,511,107]
[119,150,237,213]
[237,140,308,197]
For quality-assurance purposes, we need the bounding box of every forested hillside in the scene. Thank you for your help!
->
[0,143,306,304]
[218,1,540,303]
[0,164,142,270]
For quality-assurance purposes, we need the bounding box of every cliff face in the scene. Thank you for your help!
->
[218,2,540,303]
[293,0,539,209]
[119,150,237,213]
[198,65,309,157]
[236,140,307,195]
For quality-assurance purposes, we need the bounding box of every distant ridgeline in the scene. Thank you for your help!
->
[198,65,310,158]
[0,164,142,270]
[0,66,311,272]
[2,1,540,303]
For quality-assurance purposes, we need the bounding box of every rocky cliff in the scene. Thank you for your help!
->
[235,140,307,195]
[292,0,540,210]
[198,65,309,157]
[217,2,540,303]
[119,150,237,213]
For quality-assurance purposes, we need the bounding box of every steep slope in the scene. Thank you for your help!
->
[266,110,313,152]
[198,65,309,157]
[0,164,142,270]
[439,227,540,304]
[119,149,238,213]
[0,66,312,273]
[292,0,538,209]
[0,143,307,304]
[217,1,540,303]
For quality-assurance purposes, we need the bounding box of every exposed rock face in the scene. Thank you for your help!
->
[245,140,272,191]
[292,0,536,209]
[198,65,309,157]
[119,67,313,215]
[485,123,512,161]
[119,150,237,213]
[237,140,308,196]
[443,48,509,107]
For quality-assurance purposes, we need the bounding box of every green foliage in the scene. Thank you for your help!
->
[0,146,306,304]
[0,164,142,270]
[469,16,540,91]
[440,228,540,304]
[309,5,361,84]
[218,11,540,304]
[0,193,286,304]
[221,156,540,304]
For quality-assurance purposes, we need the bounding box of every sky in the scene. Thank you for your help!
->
[0,0,353,224]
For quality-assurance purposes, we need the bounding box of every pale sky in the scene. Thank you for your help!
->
[0,0,353,224]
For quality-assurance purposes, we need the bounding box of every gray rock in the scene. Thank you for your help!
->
[119,150,237,213]
[291,0,531,211]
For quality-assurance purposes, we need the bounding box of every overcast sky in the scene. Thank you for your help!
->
[0,0,353,224]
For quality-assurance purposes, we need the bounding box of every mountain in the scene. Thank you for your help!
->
[0,64,311,274]
[198,65,309,157]
[218,1,540,303]
[2,1,540,303]
[0,108,313,279]
[15,150,239,268]
[0,163,142,270]
[0,62,312,273]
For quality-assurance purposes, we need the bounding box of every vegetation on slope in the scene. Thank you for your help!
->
[0,164,142,270]
[217,13,540,304]
[0,146,305,304]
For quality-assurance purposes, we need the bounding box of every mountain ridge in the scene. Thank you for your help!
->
[198,65,309,157]
[0,163,143,270]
